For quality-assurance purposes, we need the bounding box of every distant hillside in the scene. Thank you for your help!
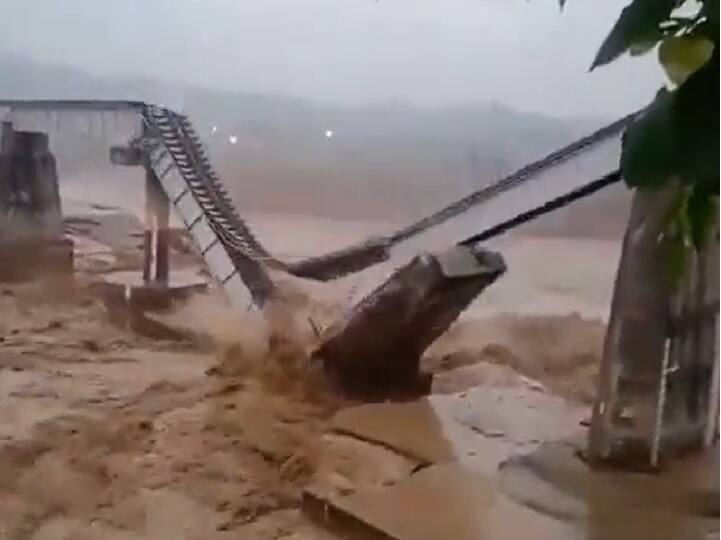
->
[0,51,629,230]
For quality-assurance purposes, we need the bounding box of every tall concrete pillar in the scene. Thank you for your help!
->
[141,168,170,285]
[154,172,170,284]
[0,125,63,240]
[142,165,154,282]
[0,123,71,280]
[589,185,719,469]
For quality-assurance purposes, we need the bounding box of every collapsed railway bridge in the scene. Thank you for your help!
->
[0,99,716,469]
[0,99,632,306]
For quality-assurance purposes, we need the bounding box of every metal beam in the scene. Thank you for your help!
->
[0,100,147,113]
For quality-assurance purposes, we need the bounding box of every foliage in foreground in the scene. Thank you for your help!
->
[573,0,719,276]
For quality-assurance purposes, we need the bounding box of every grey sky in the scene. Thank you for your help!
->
[1,0,663,118]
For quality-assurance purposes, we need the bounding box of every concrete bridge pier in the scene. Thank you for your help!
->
[100,136,205,337]
[142,164,170,286]
[0,121,73,281]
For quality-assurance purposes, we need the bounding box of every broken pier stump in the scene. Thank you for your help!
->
[312,243,506,400]
[95,270,207,339]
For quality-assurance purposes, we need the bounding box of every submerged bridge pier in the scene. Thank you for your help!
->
[143,164,171,285]
[110,128,171,287]
[103,127,206,335]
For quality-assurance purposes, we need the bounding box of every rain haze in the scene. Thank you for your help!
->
[0,0,663,223]
[1,3,715,540]
[2,0,662,117]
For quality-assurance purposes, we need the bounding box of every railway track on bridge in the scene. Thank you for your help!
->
[0,99,637,308]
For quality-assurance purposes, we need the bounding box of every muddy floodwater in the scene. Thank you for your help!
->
[0,203,716,539]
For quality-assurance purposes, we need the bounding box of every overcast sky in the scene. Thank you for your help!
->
[1,0,663,118]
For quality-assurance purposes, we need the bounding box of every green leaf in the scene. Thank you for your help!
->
[702,0,719,26]
[672,49,720,185]
[629,39,660,56]
[621,90,678,188]
[591,0,676,70]
[621,48,719,191]
[659,36,714,85]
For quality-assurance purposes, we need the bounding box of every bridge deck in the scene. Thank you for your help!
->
[0,99,147,112]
